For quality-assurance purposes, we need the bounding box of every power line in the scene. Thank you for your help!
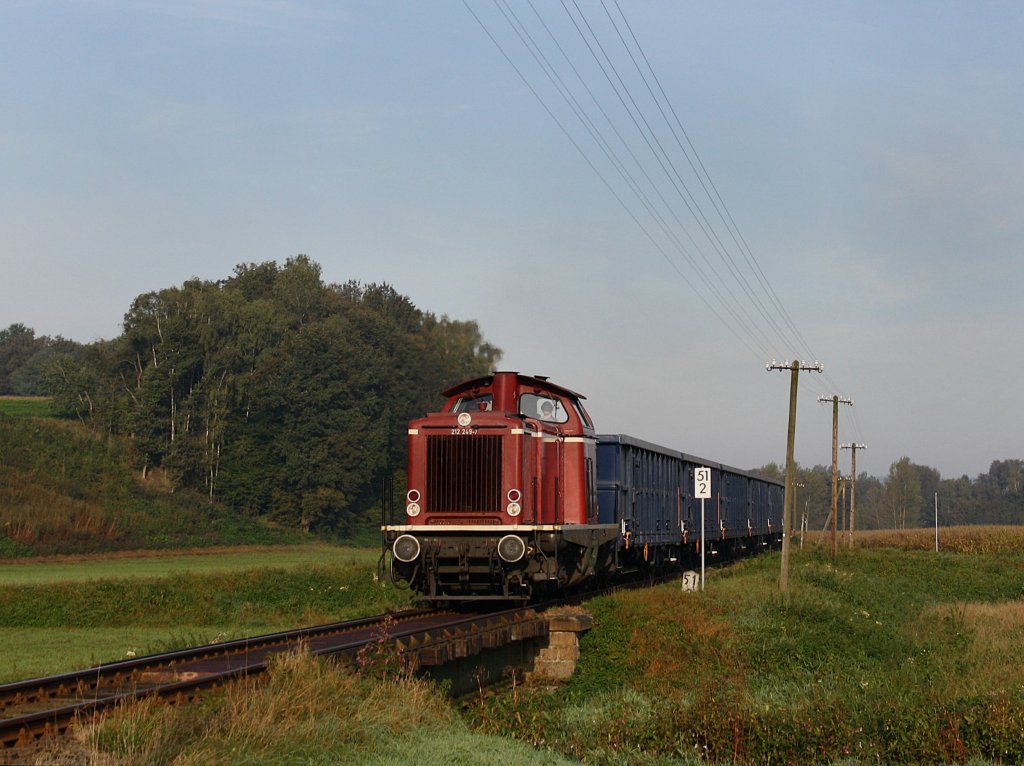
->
[471,0,774,357]
[593,0,798,351]
[560,0,796,352]
[606,0,818,363]
[465,2,863,446]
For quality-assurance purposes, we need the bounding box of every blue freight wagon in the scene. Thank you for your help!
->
[596,434,783,568]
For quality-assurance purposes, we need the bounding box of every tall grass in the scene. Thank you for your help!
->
[51,650,576,766]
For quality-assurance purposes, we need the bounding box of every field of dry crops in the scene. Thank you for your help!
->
[803,524,1024,554]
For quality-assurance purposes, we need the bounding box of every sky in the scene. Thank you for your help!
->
[2,1,1022,480]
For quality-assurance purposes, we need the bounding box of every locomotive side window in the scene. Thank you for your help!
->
[572,400,594,428]
[452,394,492,413]
[519,393,569,424]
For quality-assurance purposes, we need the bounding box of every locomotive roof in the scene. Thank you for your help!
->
[442,372,588,402]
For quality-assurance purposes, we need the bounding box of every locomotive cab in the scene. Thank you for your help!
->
[383,372,619,602]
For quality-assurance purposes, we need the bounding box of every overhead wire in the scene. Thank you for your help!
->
[606,0,815,364]
[481,0,778,357]
[462,0,766,359]
[557,0,784,352]
[610,18,870,457]
[520,0,773,353]
[577,0,796,351]
[464,1,865,447]
[479,0,799,358]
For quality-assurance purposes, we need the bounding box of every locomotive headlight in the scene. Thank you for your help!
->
[506,501,521,517]
[497,534,526,563]
[406,502,421,517]
[393,534,421,563]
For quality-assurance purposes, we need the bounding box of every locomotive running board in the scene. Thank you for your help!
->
[382,524,620,538]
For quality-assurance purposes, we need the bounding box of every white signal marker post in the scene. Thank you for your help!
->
[695,467,711,590]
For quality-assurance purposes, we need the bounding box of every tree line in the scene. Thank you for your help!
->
[3,259,1020,533]
[1,256,501,535]
[757,456,1024,531]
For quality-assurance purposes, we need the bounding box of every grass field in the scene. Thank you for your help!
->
[0,396,51,417]
[464,546,1024,764]
[0,544,406,683]
[0,626,287,682]
[0,543,380,586]
[15,539,1024,764]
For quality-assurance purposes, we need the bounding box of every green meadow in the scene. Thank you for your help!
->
[0,545,407,682]
[0,396,51,418]
[0,544,380,586]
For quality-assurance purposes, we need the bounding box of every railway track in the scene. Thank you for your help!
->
[0,605,548,753]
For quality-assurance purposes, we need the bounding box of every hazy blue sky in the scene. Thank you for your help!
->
[2,1,1021,480]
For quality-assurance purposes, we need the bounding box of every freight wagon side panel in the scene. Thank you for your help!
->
[719,470,745,540]
[597,435,685,547]
[597,434,783,554]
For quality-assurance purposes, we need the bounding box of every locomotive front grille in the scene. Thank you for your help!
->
[426,435,502,513]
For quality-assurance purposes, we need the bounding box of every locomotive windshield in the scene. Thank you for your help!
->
[451,393,492,413]
[519,393,569,424]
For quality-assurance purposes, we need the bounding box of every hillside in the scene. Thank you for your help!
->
[0,411,304,557]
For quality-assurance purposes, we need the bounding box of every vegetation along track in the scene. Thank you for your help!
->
[0,605,549,751]
[0,569,715,753]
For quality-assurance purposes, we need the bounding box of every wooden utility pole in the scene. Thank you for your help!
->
[841,443,866,548]
[839,477,847,533]
[818,395,852,558]
[768,359,823,592]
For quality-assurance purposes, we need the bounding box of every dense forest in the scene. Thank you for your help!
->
[2,256,1021,534]
[0,256,500,535]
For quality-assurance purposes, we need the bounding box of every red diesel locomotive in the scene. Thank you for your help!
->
[382,372,783,602]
